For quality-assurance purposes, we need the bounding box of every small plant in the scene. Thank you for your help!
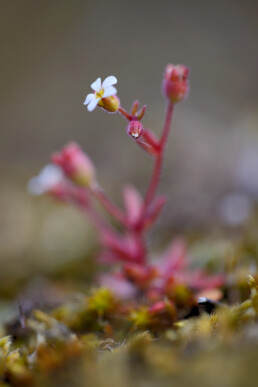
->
[4,65,258,387]
[29,66,224,313]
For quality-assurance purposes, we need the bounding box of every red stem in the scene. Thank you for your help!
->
[76,191,147,264]
[143,153,162,210]
[142,129,160,152]
[118,106,132,121]
[143,102,174,210]
[118,103,147,122]
[160,102,174,149]
[91,185,128,226]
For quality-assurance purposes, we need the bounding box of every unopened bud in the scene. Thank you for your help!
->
[163,64,189,103]
[98,95,120,113]
[52,143,96,187]
[127,120,144,140]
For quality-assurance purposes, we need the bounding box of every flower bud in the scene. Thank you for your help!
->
[52,143,96,187]
[127,120,144,140]
[163,64,189,103]
[98,95,120,113]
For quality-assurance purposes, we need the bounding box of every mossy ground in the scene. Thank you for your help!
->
[1,228,258,387]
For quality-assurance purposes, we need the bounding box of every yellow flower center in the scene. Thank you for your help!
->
[95,88,104,99]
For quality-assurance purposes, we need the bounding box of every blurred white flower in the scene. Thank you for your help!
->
[28,164,64,195]
[83,76,117,111]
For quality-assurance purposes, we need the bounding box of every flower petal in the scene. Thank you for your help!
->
[91,77,102,92]
[102,76,117,88]
[83,93,95,105]
[87,97,100,111]
[41,164,63,187]
[27,165,63,195]
[102,86,117,98]
[27,177,45,195]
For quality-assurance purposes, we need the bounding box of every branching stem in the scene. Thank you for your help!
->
[143,102,174,210]
[90,185,128,227]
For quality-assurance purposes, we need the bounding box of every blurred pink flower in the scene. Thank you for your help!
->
[52,142,96,187]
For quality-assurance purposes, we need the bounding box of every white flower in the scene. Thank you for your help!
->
[83,76,117,111]
[28,164,64,195]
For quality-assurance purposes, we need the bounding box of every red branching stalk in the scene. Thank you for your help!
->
[118,106,132,121]
[32,66,201,301]
[118,100,174,227]
[143,102,174,210]
[141,130,159,152]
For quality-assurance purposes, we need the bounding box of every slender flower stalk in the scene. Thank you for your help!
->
[159,102,174,150]
[143,102,174,210]
[90,185,128,227]
[118,106,132,121]
[143,153,163,211]
[141,129,159,152]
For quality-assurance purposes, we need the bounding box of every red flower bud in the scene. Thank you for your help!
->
[163,64,189,103]
[127,120,144,140]
[52,143,96,187]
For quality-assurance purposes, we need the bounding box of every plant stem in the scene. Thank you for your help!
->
[133,230,147,264]
[91,185,128,226]
[159,102,174,150]
[72,185,148,263]
[143,102,174,210]
[143,153,162,210]
[142,129,160,151]
[118,106,132,121]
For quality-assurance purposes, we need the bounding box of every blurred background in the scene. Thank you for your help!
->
[1,0,258,298]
